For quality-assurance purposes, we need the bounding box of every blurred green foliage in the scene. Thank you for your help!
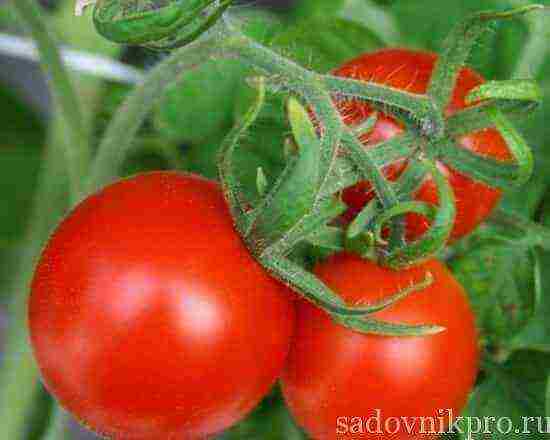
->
[0,87,44,244]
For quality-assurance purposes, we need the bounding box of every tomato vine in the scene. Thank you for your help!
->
[76,0,544,335]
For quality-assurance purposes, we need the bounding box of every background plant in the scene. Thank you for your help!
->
[0,0,549,439]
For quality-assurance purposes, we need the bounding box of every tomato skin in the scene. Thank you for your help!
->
[29,172,295,440]
[334,49,511,241]
[281,254,478,440]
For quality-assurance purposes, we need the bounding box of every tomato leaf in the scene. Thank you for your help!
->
[153,8,286,146]
[449,238,535,355]
[271,17,383,73]
[456,352,550,440]
[289,0,347,20]
[217,389,305,439]
[154,59,248,145]
[508,200,550,353]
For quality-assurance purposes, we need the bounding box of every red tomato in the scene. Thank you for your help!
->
[281,254,479,439]
[334,49,511,241]
[29,172,295,440]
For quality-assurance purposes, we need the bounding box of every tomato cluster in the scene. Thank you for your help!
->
[29,49,489,439]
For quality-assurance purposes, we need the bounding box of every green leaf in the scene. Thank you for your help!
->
[230,6,289,45]
[152,6,288,147]
[509,200,550,353]
[230,88,288,200]
[271,16,383,72]
[509,250,550,353]
[449,239,535,355]
[290,0,347,20]
[457,352,550,440]
[500,175,548,218]
[286,0,400,45]
[339,0,400,45]
[217,388,305,439]
[154,59,248,145]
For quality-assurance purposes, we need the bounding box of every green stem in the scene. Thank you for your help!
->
[341,129,398,209]
[9,0,90,201]
[380,160,456,268]
[438,137,521,189]
[87,17,444,193]
[220,19,442,136]
[218,78,267,236]
[85,31,221,192]
[428,4,545,111]
[322,75,443,137]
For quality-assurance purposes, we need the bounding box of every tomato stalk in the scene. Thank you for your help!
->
[220,82,443,335]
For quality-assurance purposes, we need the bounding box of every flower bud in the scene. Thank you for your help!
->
[92,0,232,49]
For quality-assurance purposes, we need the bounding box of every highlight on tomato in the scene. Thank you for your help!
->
[28,172,296,439]
[282,253,479,439]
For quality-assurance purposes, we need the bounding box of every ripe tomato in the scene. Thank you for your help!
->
[29,172,295,439]
[334,49,511,241]
[281,254,479,439]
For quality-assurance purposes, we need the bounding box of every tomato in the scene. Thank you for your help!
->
[29,172,295,440]
[281,254,478,439]
[334,49,511,241]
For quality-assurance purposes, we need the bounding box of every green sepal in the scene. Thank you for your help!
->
[261,254,438,319]
[442,80,541,136]
[334,316,445,337]
[323,134,414,197]
[341,129,398,209]
[466,79,542,113]
[323,74,444,138]
[395,159,428,198]
[372,201,437,245]
[446,105,495,136]
[440,110,533,189]
[332,271,445,337]
[428,4,545,110]
[347,201,379,240]
[218,76,266,236]
[306,226,346,253]
[263,198,347,258]
[250,97,324,245]
[380,160,456,269]
[485,106,533,187]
